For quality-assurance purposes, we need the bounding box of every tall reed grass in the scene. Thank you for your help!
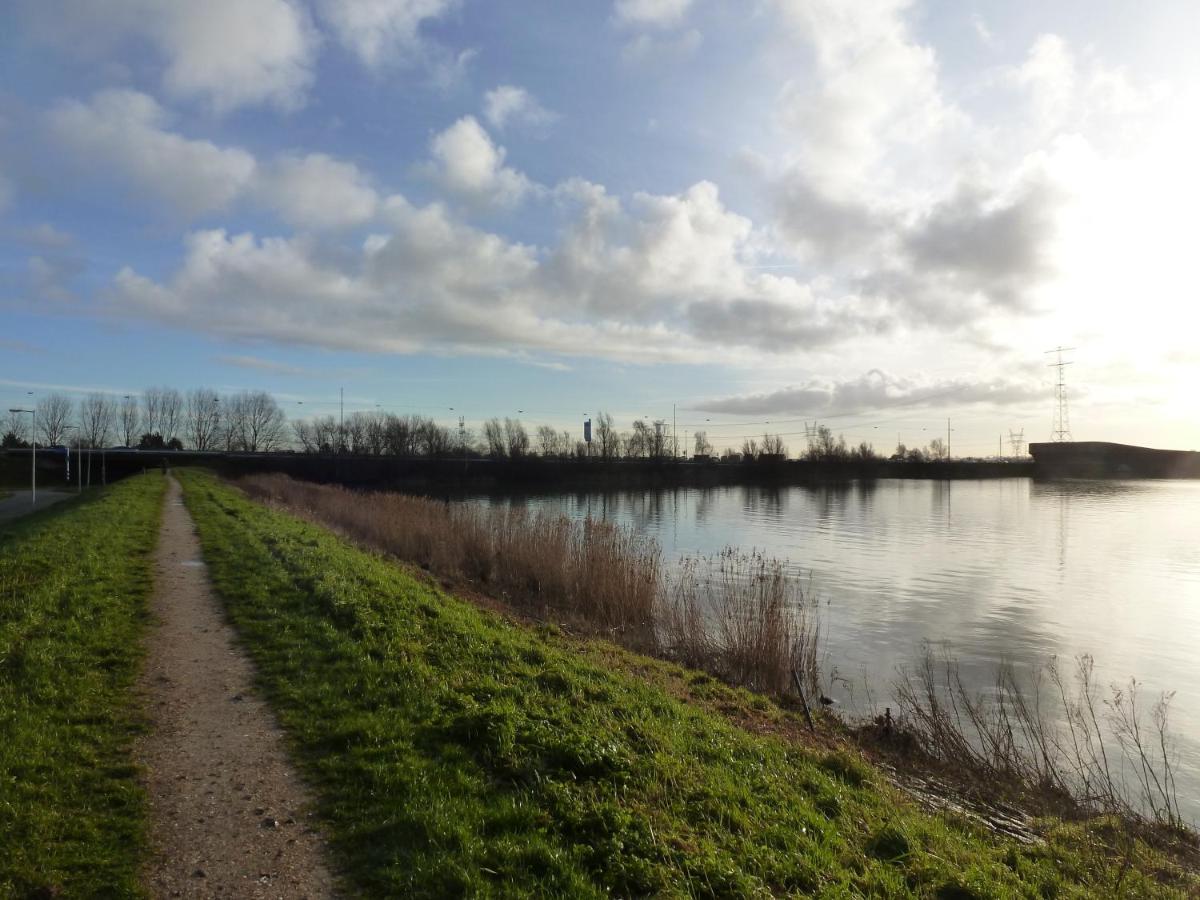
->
[893,648,1186,831]
[239,475,818,688]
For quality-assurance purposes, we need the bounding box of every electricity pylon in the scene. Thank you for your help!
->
[1045,346,1075,442]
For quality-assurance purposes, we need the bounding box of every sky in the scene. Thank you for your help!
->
[2,0,1199,454]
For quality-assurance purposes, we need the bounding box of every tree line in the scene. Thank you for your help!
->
[0,391,955,462]
[0,388,287,452]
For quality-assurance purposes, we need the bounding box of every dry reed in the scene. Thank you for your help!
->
[238,474,816,686]
[893,648,1186,830]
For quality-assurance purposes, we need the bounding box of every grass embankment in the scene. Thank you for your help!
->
[0,473,166,896]
[177,469,1196,898]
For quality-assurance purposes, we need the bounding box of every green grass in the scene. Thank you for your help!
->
[0,473,166,897]
[177,470,1197,898]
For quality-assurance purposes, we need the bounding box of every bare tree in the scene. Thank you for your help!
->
[37,393,73,445]
[142,387,164,438]
[851,441,877,462]
[740,437,759,460]
[362,413,387,455]
[483,418,506,458]
[650,420,669,459]
[927,437,947,461]
[119,394,140,447]
[225,391,287,452]
[292,419,318,453]
[503,418,529,458]
[185,389,222,450]
[693,430,712,456]
[536,425,559,456]
[417,419,453,456]
[627,420,650,458]
[78,393,114,447]
[160,388,183,443]
[2,409,31,446]
[383,414,416,456]
[595,411,619,460]
[806,425,847,461]
[761,433,787,458]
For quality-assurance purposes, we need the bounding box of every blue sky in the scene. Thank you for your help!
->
[3,0,1200,453]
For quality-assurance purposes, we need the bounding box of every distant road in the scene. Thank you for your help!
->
[0,490,74,524]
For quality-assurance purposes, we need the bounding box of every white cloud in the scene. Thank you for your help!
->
[774,0,959,191]
[107,180,901,364]
[1012,34,1077,130]
[614,0,693,28]
[253,153,379,229]
[483,85,556,131]
[46,91,386,229]
[46,90,257,217]
[426,116,535,208]
[316,0,457,68]
[156,0,316,112]
[23,0,317,113]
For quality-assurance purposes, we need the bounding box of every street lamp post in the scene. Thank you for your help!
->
[9,407,35,504]
[62,425,82,493]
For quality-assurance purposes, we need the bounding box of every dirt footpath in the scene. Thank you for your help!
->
[136,477,337,898]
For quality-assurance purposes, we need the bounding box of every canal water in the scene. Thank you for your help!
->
[465,478,1200,821]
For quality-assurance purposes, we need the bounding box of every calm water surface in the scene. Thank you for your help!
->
[466,478,1200,819]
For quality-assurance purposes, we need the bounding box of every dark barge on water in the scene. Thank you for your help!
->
[1029,441,1200,478]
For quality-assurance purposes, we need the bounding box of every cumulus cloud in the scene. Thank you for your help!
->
[45,91,386,229]
[773,0,958,189]
[614,0,693,28]
[46,90,257,217]
[483,85,556,131]
[106,179,906,363]
[253,153,379,229]
[316,0,458,68]
[426,116,535,208]
[694,370,1050,416]
[21,0,317,113]
[898,175,1059,311]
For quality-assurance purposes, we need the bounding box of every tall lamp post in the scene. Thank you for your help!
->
[62,424,82,493]
[9,407,35,504]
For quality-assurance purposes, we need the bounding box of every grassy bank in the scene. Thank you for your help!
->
[178,469,1196,897]
[0,473,166,896]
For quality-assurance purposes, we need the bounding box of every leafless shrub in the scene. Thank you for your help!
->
[894,647,1185,829]
[660,549,823,696]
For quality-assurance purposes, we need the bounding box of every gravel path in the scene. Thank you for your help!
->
[136,477,337,898]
